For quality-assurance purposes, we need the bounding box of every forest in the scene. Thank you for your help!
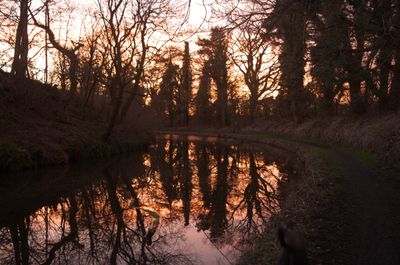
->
[1,0,399,136]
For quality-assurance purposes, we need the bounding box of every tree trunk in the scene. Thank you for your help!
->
[388,51,400,110]
[12,0,29,79]
[378,48,391,110]
[103,84,123,141]
[349,3,367,114]
[249,93,258,124]
[31,14,82,94]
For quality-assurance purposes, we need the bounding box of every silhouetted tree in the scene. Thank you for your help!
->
[198,27,230,127]
[267,0,308,122]
[159,61,179,126]
[11,0,30,79]
[309,0,348,115]
[180,42,192,126]
[30,9,83,94]
[195,61,212,124]
[79,27,103,105]
[97,0,175,140]
[231,21,280,123]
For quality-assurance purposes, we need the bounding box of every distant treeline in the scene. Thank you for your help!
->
[1,0,399,133]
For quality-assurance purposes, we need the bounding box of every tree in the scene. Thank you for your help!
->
[198,27,230,127]
[30,14,83,94]
[195,61,212,125]
[96,0,178,140]
[11,0,30,79]
[78,27,104,105]
[389,0,400,110]
[309,0,348,115]
[180,42,192,126]
[367,0,400,111]
[344,0,369,114]
[159,61,179,126]
[267,0,308,122]
[231,22,280,123]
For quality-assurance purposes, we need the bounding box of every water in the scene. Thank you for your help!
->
[0,134,292,265]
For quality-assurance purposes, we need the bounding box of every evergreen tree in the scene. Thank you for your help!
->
[309,0,347,115]
[195,61,212,124]
[268,0,308,122]
[159,61,179,126]
[180,42,192,126]
[198,27,230,127]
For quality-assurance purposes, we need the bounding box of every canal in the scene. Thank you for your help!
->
[0,134,294,265]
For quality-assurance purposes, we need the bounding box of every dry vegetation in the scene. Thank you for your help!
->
[245,115,400,175]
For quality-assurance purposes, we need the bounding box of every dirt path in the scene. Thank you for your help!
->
[332,149,400,265]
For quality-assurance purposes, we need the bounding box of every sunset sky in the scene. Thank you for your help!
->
[13,0,215,80]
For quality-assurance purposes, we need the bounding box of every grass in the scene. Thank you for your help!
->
[337,146,378,168]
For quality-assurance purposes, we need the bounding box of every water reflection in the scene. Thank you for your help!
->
[0,135,289,265]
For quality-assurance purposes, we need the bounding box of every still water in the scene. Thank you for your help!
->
[0,134,292,265]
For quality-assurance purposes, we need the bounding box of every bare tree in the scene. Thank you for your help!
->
[96,0,144,140]
[231,22,279,123]
[97,0,179,140]
[30,2,83,94]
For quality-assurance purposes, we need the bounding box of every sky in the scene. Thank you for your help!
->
[7,0,214,80]
[70,0,213,29]
[187,0,213,29]
[2,0,262,97]
[61,0,215,47]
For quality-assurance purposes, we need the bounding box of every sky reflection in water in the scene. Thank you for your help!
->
[0,136,289,265]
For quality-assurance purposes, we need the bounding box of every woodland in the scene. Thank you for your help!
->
[1,0,399,139]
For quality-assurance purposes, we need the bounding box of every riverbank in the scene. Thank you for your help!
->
[0,72,153,172]
[159,128,400,264]
[235,138,351,265]
[236,133,400,265]
[247,114,400,173]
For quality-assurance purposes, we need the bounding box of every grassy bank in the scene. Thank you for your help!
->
[243,115,400,173]
[167,113,399,171]
[0,71,152,172]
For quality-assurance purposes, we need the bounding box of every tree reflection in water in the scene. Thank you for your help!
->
[0,137,288,265]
